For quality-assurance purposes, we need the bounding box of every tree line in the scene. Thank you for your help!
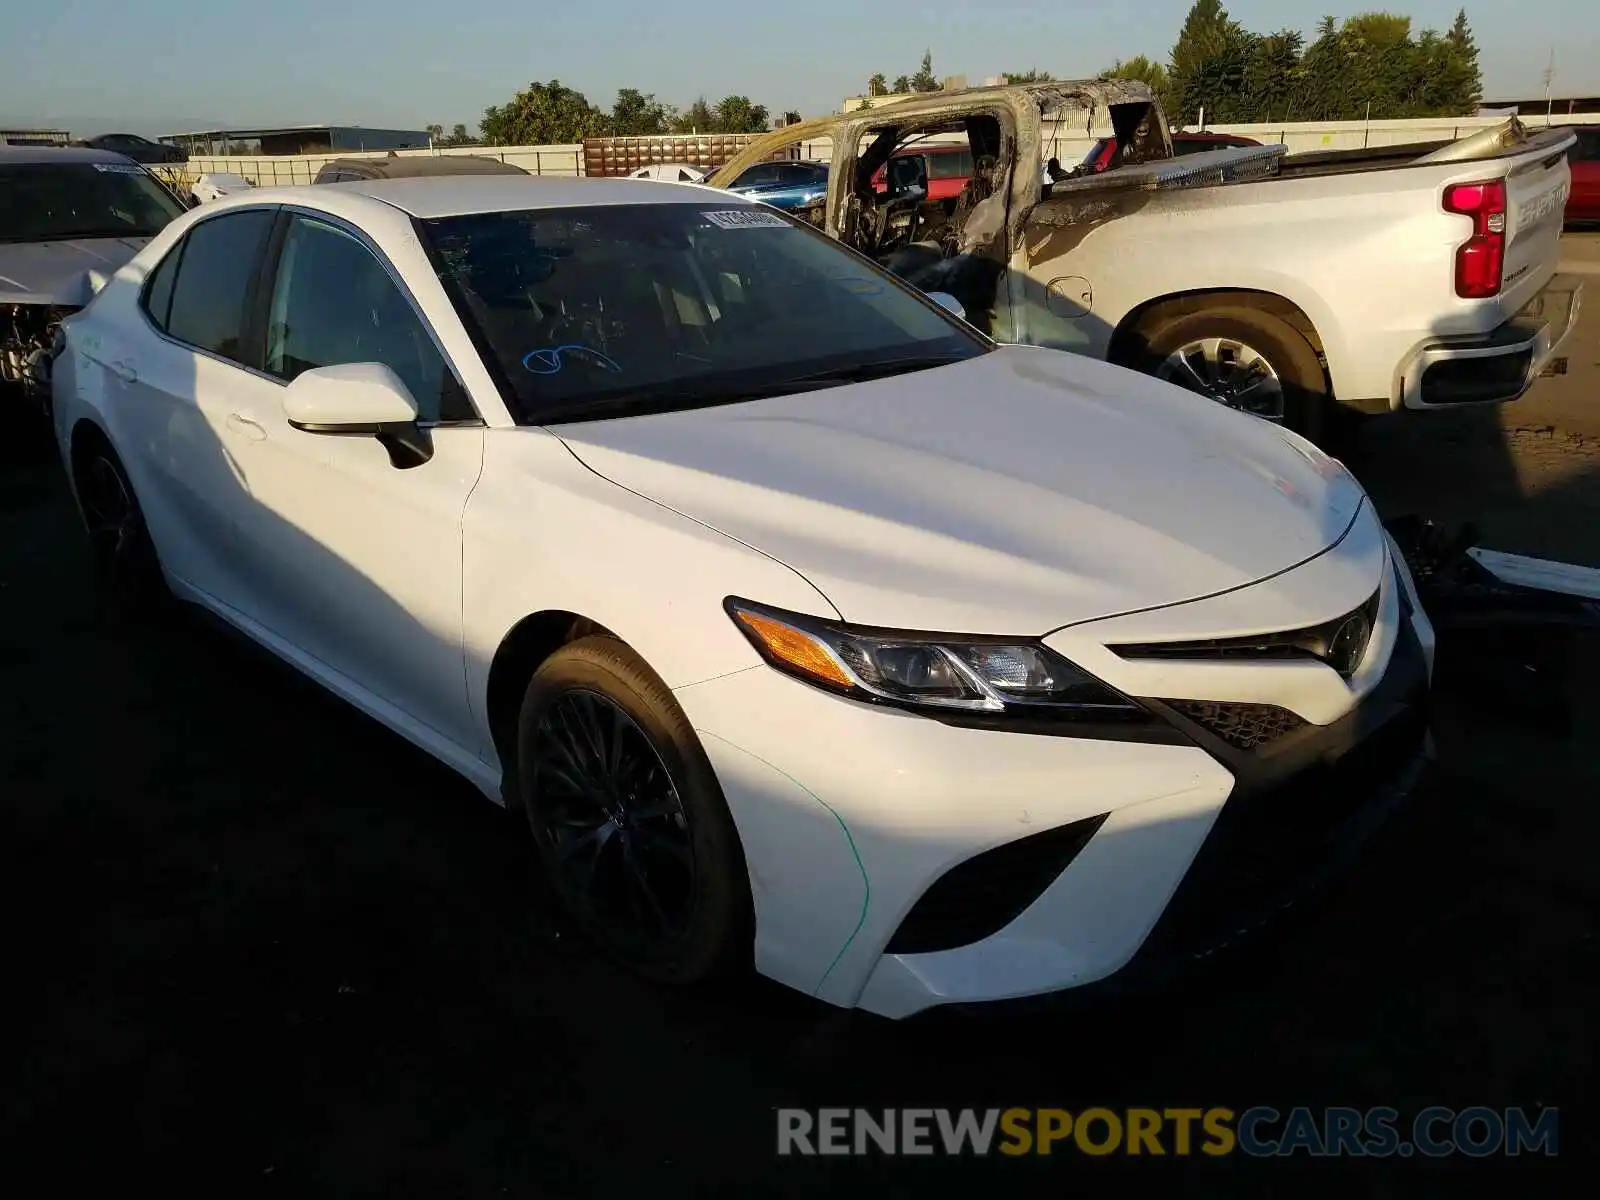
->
[433,84,801,148]
[438,5,1485,148]
[1155,2,1483,124]
[868,5,1484,125]
[865,52,943,97]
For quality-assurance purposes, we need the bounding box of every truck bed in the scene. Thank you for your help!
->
[1275,127,1574,180]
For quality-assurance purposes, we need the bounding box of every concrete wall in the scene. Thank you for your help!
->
[162,144,588,189]
[158,112,1600,192]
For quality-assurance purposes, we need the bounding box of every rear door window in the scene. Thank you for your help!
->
[928,150,973,179]
[733,164,781,187]
[163,208,275,366]
[774,163,822,184]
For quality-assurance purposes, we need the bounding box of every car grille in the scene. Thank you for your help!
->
[1135,696,1429,963]
[1111,590,1382,680]
[884,813,1109,956]
[1160,699,1308,751]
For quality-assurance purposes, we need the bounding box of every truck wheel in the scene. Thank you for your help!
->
[1136,307,1329,443]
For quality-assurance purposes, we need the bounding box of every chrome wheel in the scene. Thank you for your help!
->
[1157,336,1285,421]
[527,689,697,954]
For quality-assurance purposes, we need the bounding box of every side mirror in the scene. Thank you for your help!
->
[927,291,967,322]
[283,363,433,468]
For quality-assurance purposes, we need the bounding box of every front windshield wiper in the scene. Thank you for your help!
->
[534,379,840,424]
[531,355,973,426]
[0,228,156,244]
[779,353,973,386]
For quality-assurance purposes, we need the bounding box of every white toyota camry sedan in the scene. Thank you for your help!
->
[51,177,1436,1018]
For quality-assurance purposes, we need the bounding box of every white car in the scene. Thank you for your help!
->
[188,171,255,204]
[51,178,1436,1018]
[626,163,708,183]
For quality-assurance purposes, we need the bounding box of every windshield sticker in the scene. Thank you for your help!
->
[91,163,148,175]
[702,209,789,230]
[835,276,885,296]
[521,344,623,375]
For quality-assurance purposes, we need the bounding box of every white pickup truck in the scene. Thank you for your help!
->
[710,81,1583,442]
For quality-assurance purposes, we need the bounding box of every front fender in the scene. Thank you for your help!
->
[460,427,841,765]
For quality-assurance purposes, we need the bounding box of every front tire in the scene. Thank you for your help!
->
[515,636,753,985]
[1136,306,1329,444]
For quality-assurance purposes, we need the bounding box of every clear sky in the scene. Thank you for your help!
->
[8,1,1597,137]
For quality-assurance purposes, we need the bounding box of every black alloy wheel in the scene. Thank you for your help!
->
[516,636,753,985]
[75,446,168,616]
[527,688,698,952]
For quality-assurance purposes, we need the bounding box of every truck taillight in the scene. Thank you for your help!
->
[1443,179,1507,299]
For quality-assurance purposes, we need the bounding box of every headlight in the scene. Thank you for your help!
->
[725,598,1147,724]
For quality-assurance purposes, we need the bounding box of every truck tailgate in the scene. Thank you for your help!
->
[1497,133,1575,311]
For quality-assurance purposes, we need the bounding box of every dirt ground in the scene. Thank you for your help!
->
[2,243,1595,1195]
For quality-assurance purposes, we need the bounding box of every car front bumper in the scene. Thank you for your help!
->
[1399,273,1584,410]
[674,535,1436,1019]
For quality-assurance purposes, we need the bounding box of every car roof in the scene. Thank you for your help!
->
[319,155,529,180]
[304,174,758,218]
[0,145,140,166]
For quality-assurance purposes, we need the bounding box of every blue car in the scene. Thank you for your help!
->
[722,160,829,211]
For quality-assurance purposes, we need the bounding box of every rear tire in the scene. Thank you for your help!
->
[516,636,753,986]
[1135,306,1330,444]
[71,435,172,620]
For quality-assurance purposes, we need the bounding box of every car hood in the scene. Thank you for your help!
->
[0,237,150,306]
[554,346,1369,634]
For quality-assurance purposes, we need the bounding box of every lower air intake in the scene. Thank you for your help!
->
[884,813,1109,955]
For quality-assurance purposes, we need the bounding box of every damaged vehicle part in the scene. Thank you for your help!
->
[709,82,1582,446]
[1383,515,1599,735]
[1384,515,1600,633]
[1,147,186,414]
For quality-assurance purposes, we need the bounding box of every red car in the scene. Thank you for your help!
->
[1559,125,1599,224]
[1078,131,1261,174]
[871,144,974,203]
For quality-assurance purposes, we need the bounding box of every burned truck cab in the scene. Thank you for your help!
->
[706,80,1170,343]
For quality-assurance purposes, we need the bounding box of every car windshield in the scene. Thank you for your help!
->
[421,202,988,424]
[0,162,186,242]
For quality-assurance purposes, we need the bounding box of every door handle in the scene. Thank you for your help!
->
[226,412,267,442]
